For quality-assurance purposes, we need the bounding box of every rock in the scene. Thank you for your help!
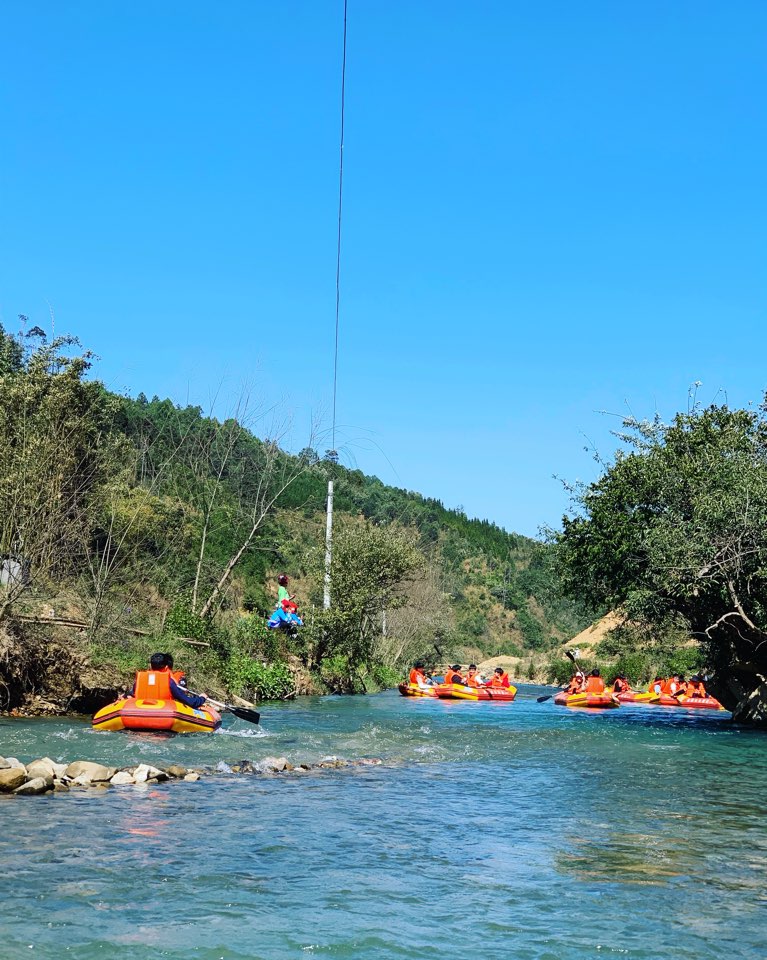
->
[165,765,188,779]
[183,772,200,782]
[3,758,26,771]
[133,764,167,783]
[238,760,259,774]
[259,756,289,773]
[53,780,70,792]
[0,757,10,770]
[110,771,136,785]
[26,760,57,782]
[64,761,115,783]
[14,777,51,795]
[0,768,27,792]
[24,766,54,789]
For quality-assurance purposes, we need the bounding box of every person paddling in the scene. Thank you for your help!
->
[565,671,585,695]
[133,653,207,710]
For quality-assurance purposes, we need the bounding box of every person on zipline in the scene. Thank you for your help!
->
[277,573,296,611]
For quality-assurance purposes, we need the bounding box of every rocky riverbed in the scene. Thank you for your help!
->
[0,754,383,797]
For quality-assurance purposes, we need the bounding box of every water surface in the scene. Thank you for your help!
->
[1,687,764,959]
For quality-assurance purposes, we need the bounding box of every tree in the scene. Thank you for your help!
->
[306,518,423,680]
[0,325,123,618]
[556,402,767,725]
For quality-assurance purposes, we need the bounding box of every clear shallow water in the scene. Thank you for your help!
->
[1,687,765,960]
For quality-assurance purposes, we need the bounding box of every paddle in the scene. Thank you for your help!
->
[201,696,261,726]
[537,649,581,703]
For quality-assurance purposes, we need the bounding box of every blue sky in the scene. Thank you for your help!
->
[2,1,765,537]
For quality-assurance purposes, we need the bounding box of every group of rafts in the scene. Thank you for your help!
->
[400,663,726,711]
[400,663,518,701]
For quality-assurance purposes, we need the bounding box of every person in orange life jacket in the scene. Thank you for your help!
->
[444,664,463,684]
[487,667,510,688]
[565,671,585,695]
[648,676,663,695]
[163,652,187,688]
[132,653,206,709]
[408,661,432,686]
[684,675,707,698]
[661,674,681,696]
[612,674,631,694]
[464,664,482,687]
[584,669,605,694]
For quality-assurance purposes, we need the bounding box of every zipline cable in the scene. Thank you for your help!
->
[325,0,348,610]
[332,0,348,453]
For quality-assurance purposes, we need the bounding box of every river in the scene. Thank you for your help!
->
[1,686,765,959]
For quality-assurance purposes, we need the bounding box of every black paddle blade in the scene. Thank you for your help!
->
[536,695,554,703]
[230,706,261,725]
[565,650,576,663]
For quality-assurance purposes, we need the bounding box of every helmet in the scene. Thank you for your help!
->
[278,573,289,586]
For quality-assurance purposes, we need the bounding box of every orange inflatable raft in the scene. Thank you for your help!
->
[398,682,439,698]
[656,694,726,711]
[435,683,517,702]
[554,691,620,709]
[92,669,222,733]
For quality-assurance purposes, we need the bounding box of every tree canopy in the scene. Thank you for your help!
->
[556,403,767,724]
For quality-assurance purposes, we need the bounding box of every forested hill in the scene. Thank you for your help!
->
[0,327,589,708]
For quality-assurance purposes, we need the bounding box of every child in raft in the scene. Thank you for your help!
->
[487,667,511,688]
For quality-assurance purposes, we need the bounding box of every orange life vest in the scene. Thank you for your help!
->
[585,676,605,694]
[686,680,707,698]
[566,676,584,694]
[465,672,481,687]
[134,669,172,700]
[444,669,462,684]
[489,672,510,688]
[660,678,678,696]
[409,668,426,685]
[613,678,630,693]
[648,679,663,694]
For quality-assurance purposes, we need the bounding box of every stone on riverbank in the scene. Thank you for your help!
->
[26,760,59,783]
[0,768,28,792]
[184,772,200,782]
[110,771,136,785]
[14,777,50,795]
[133,763,168,783]
[64,761,116,783]
[165,765,188,779]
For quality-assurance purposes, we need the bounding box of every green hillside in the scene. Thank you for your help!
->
[0,324,589,708]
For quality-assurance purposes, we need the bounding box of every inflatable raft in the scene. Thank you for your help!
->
[554,691,620,709]
[616,690,659,704]
[435,683,517,702]
[93,696,222,732]
[398,682,439,698]
[656,694,726,711]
